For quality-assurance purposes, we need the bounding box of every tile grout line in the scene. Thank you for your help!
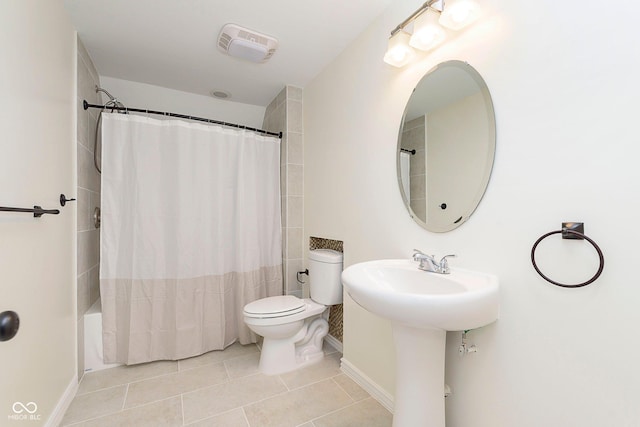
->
[330,375,358,402]
[63,395,182,427]
[241,406,252,427]
[180,394,185,426]
[306,397,372,425]
[281,369,343,392]
[244,374,345,411]
[120,372,233,413]
[121,383,130,411]
[76,367,179,397]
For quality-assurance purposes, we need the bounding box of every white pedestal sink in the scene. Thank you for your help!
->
[341,259,499,427]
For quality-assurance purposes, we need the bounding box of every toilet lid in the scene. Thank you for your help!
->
[244,295,305,318]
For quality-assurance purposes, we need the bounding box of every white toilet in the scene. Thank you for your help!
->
[243,249,343,375]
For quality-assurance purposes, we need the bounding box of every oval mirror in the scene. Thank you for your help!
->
[397,60,496,232]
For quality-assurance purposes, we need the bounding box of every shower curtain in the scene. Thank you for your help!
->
[99,113,282,365]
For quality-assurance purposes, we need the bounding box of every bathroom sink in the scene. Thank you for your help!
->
[341,259,500,426]
[341,259,499,331]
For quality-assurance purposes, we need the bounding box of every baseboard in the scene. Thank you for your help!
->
[340,357,394,413]
[46,374,78,427]
[324,334,343,353]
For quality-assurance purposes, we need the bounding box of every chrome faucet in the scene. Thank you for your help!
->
[412,249,456,274]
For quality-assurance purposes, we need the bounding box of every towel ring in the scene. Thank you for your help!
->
[531,228,604,288]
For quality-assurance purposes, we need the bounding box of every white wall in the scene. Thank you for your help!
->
[0,1,76,424]
[99,76,266,128]
[304,0,640,425]
[427,92,489,228]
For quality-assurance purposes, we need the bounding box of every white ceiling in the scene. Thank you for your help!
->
[64,0,393,107]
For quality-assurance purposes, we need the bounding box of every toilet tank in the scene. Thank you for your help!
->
[308,249,344,305]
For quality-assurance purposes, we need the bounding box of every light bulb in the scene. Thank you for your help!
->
[439,0,481,30]
[409,8,446,51]
[383,31,415,67]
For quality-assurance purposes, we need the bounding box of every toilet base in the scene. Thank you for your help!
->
[258,316,329,375]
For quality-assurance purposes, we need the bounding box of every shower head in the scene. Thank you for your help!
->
[95,86,127,113]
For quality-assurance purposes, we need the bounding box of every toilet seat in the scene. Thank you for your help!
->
[244,295,306,319]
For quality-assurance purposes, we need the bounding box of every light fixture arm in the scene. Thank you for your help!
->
[390,0,441,36]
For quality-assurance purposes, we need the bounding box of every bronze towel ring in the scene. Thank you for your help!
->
[531,225,604,288]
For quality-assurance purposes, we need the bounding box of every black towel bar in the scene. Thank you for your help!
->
[0,206,60,218]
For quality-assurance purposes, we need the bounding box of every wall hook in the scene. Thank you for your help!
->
[60,194,76,206]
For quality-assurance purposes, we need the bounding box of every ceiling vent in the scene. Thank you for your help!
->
[217,24,278,63]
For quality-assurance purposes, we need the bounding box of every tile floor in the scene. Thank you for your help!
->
[61,342,393,426]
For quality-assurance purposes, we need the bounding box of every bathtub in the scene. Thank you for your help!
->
[84,298,122,372]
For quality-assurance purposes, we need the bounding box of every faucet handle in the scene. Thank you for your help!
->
[439,254,456,273]
[412,249,426,259]
[412,249,434,260]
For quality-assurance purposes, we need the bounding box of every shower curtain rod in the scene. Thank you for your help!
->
[82,100,282,139]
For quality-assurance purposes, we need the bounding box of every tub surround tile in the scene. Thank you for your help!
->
[77,105,89,151]
[77,272,90,319]
[286,100,303,133]
[77,228,98,275]
[77,187,91,232]
[287,196,303,228]
[87,110,99,153]
[88,265,100,306]
[78,38,100,86]
[286,133,303,165]
[286,165,303,196]
[77,319,85,381]
[285,259,304,295]
[77,35,102,388]
[286,227,303,259]
[287,86,303,102]
[78,142,101,193]
[264,85,303,299]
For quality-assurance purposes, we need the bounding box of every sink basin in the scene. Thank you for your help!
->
[341,259,499,427]
[341,259,499,331]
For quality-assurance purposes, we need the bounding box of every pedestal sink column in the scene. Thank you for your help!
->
[392,324,446,427]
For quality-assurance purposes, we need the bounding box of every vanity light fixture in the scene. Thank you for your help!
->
[383,0,481,68]
[383,30,416,68]
[439,0,481,30]
[409,7,446,52]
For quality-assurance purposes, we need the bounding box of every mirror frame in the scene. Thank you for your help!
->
[397,60,496,232]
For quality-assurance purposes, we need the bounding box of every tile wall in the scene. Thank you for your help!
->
[262,86,304,297]
[400,116,426,222]
[76,36,102,380]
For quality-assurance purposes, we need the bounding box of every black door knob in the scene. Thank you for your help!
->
[0,311,19,342]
